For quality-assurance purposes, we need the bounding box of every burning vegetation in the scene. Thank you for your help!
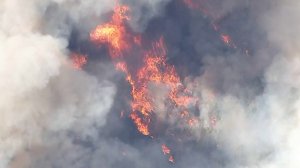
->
[87,0,250,164]
[71,53,87,70]
[2,0,299,167]
[89,3,206,163]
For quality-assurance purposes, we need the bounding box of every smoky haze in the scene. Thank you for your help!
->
[0,0,299,168]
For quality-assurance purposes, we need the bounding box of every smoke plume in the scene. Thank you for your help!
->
[1,0,300,168]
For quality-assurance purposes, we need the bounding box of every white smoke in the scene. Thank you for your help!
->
[257,0,300,166]
[1,0,300,167]
[0,0,116,167]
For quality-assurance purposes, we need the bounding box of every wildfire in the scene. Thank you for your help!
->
[182,0,242,51]
[162,144,175,163]
[131,38,198,135]
[90,3,203,164]
[90,5,130,57]
[221,34,230,44]
[220,34,236,48]
[71,53,87,70]
[162,144,171,155]
[130,112,151,135]
[169,155,175,163]
[90,24,126,53]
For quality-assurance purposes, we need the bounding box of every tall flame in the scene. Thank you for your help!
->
[90,5,130,57]
[90,3,203,163]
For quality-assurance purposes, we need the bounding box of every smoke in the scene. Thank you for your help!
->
[124,0,172,32]
[257,0,300,166]
[1,0,300,168]
[184,0,300,167]
[0,0,116,168]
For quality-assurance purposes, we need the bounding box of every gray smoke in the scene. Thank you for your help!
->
[0,0,116,168]
[184,0,300,167]
[1,0,300,168]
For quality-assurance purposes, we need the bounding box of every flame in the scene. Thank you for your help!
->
[130,112,150,135]
[169,155,175,163]
[90,3,204,164]
[221,34,230,44]
[162,144,171,155]
[90,2,200,136]
[90,24,126,53]
[71,53,87,70]
[90,5,130,57]
[162,144,175,163]
[183,0,251,55]
[182,0,242,51]
[220,34,236,48]
[131,38,198,135]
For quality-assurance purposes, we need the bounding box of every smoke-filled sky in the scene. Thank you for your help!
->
[1,0,300,168]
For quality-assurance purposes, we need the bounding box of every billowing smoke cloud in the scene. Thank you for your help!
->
[1,0,300,168]
[185,0,300,167]
[0,0,116,168]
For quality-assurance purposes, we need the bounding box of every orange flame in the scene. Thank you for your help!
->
[221,34,237,48]
[91,3,199,137]
[162,144,171,155]
[90,5,202,164]
[162,144,175,163]
[71,53,87,70]
[130,112,150,135]
[90,5,130,57]
[182,0,241,51]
